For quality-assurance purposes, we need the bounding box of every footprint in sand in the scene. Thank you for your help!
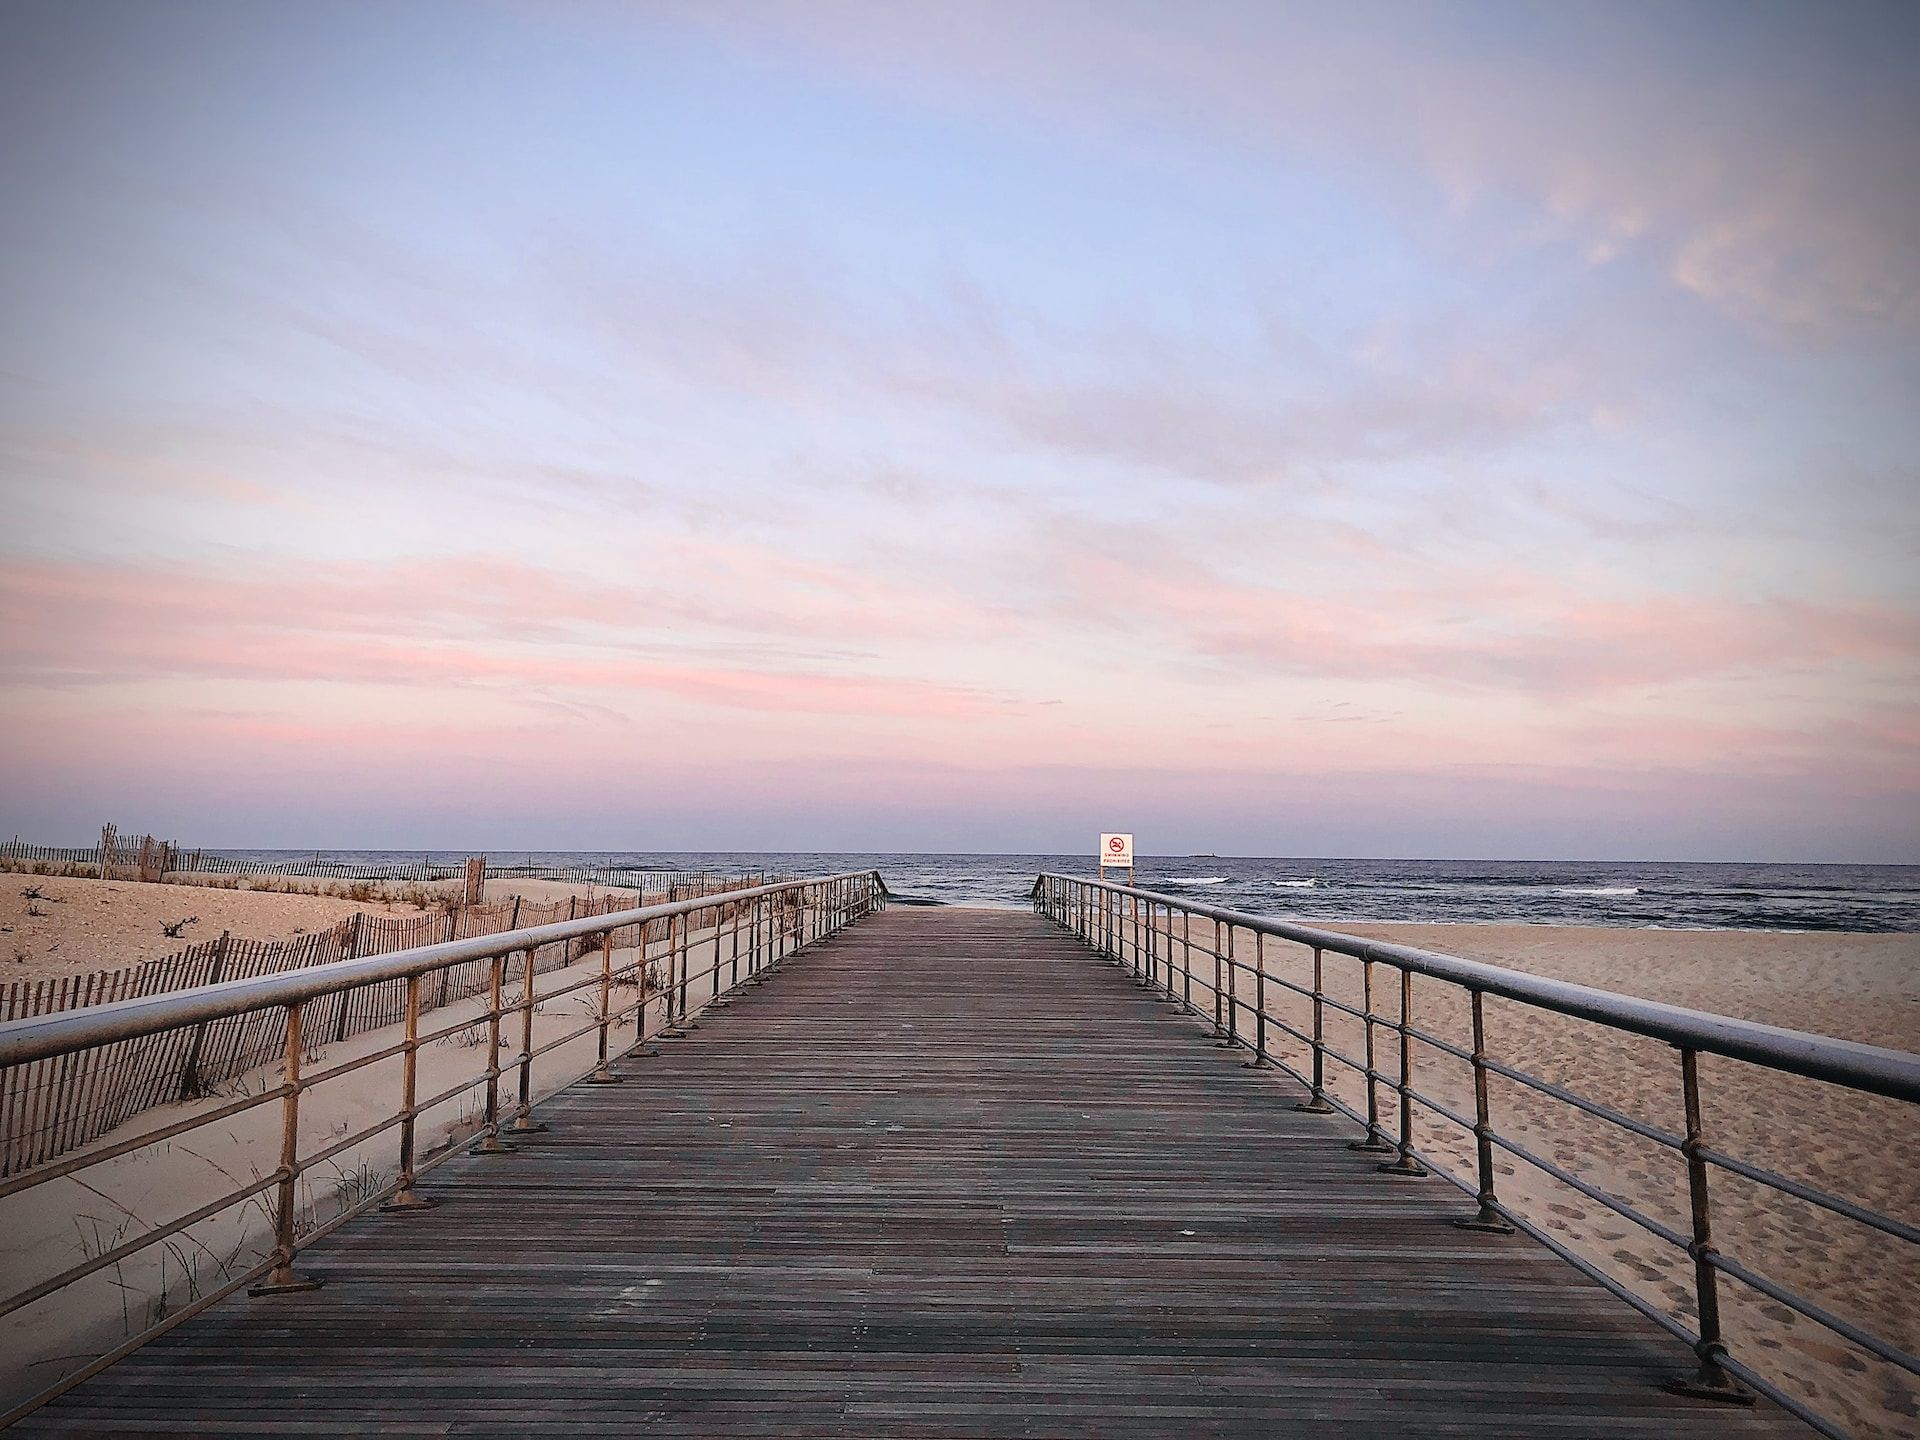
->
[1547,1201,1584,1220]
[1612,1250,1666,1283]
[1791,1339,1868,1374]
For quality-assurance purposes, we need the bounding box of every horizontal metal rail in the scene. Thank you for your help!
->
[1033,872,1918,1439]
[0,869,888,1427]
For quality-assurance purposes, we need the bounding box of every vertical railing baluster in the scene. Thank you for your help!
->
[636,917,659,1046]
[1666,1048,1755,1404]
[671,911,692,1034]
[1246,932,1270,1069]
[381,973,436,1210]
[1350,958,1394,1152]
[1453,989,1511,1232]
[1213,922,1234,1046]
[250,1002,323,1292]
[509,948,547,1134]
[1378,967,1426,1177]
[1295,946,1333,1112]
[585,931,623,1085]
[1181,911,1193,1011]
[473,954,515,1153]
[1211,919,1227,1040]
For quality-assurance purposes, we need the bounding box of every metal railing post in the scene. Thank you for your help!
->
[1350,958,1394,1152]
[1453,989,1512,1232]
[380,974,436,1211]
[584,930,623,1085]
[473,954,515,1153]
[1295,946,1334,1112]
[1211,919,1228,1040]
[663,912,690,1035]
[1246,932,1271,1069]
[1136,899,1156,988]
[1378,967,1427,1177]
[1180,911,1194,1010]
[508,948,548,1133]
[1213,921,1235,1045]
[1667,1048,1755,1404]
[249,1002,323,1293]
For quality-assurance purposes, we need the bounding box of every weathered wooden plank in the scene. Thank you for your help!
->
[22,907,1802,1437]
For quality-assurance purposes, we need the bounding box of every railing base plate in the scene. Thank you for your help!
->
[249,1270,324,1297]
[1664,1374,1755,1406]
[378,1191,437,1214]
[1451,1215,1515,1235]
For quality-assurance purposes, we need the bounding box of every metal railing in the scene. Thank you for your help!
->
[1033,873,1919,1440]
[0,869,888,1426]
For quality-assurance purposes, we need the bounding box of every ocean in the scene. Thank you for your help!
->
[213,851,1920,933]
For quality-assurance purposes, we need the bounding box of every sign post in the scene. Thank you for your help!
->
[1099,834,1137,965]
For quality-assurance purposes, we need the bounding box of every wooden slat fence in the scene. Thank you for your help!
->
[2,835,742,892]
[0,878,754,1178]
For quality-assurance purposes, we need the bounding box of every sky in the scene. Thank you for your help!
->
[1,1,1916,860]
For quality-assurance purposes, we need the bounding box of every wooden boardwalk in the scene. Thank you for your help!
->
[26,908,1803,1437]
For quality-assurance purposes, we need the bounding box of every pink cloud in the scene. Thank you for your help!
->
[0,558,1008,720]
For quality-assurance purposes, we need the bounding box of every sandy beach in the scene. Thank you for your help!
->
[0,872,649,981]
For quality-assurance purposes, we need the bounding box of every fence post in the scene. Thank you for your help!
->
[1666,1048,1755,1404]
[248,1002,323,1294]
[332,915,361,1045]
[177,932,231,1100]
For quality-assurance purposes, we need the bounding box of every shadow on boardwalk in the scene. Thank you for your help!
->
[24,908,1804,1437]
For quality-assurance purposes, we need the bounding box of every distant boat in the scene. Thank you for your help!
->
[1188,853,1218,858]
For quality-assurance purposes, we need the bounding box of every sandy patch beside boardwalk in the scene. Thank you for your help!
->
[2,876,371,979]
[1143,916,1918,1438]
[0,873,653,981]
